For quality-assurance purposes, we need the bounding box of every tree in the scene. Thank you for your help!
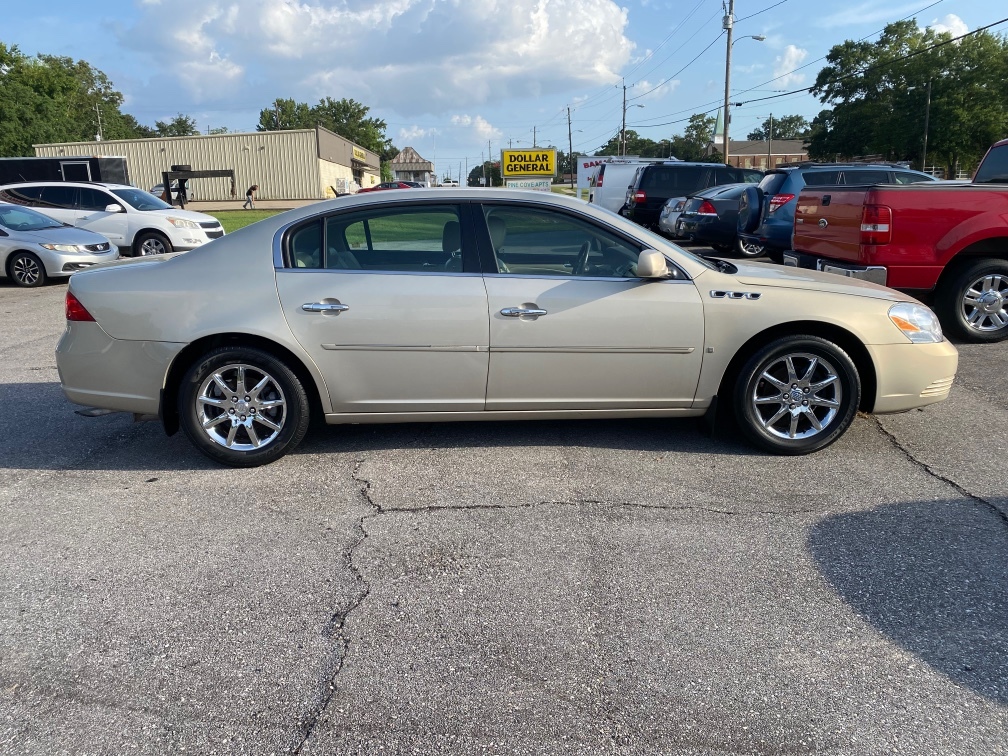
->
[807,20,1008,173]
[154,114,199,137]
[467,161,501,186]
[747,114,810,141]
[594,114,721,162]
[257,96,396,160]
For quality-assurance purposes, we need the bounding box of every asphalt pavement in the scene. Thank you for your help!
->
[0,276,1005,755]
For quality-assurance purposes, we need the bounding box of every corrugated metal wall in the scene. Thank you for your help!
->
[34,130,328,201]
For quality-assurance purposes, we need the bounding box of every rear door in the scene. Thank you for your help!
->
[34,185,78,225]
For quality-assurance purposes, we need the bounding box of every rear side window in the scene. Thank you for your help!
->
[289,220,322,269]
[37,185,77,209]
[327,206,464,272]
[973,144,1008,183]
[842,169,890,185]
[802,170,841,186]
[640,165,707,194]
[892,171,933,184]
[0,186,43,206]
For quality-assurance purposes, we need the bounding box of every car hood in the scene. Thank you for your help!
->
[729,260,913,303]
[21,227,111,245]
[145,208,218,223]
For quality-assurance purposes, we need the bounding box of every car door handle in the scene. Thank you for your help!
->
[500,307,547,317]
[302,302,350,313]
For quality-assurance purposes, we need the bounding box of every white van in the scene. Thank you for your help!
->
[0,181,224,256]
[589,161,660,214]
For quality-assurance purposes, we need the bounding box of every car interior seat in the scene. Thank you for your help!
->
[486,215,510,273]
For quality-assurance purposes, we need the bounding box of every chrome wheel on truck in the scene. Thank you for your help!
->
[937,258,1008,342]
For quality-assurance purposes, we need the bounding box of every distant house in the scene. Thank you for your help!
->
[709,139,809,169]
[390,147,434,186]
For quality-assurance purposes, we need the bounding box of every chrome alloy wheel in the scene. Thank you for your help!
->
[960,272,1008,333]
[140,236,168,255]
[195,364,287,451]
[12,255,41,285]
[750,352,842,440]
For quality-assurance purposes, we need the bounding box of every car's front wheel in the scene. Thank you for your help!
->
[134,231,173,257]
[9,251,47,287]
[734,336,860,455]
[179,347,311,467]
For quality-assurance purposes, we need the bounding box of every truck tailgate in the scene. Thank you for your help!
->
[794,187,868,263]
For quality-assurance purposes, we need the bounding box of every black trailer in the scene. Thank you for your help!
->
[0,156,130,185]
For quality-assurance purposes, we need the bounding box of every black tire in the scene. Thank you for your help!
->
[134,231,173,257]
[734,335,860,455]
[934,258,1008,342]
[8,251,47,287]
[738,185,763,233]
[735,236,765,258]
[711,242,734,254]
[178,347,311,467]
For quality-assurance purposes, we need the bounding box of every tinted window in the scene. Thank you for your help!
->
[973,144,1008,183]
[842,169,890,185]
[802,170,841,186]
[640,166,707,195]
[37,185,77,209]
[758,172,788,194]
[78,187,115,211]
[482,206,640,278]
[0,186,43,206]
[892,171,933,184]
[326,205,463,272]
[289,220,323,269]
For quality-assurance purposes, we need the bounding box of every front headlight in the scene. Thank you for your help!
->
[167,217,200,229]
[889,302,944,343]
[41,243,88,252]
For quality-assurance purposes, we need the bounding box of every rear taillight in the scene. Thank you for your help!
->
[860,205,892,245]
[65,292,95,322]
[634,190,647,204]
[596,171,604,188]
[697,200,718,216]
[767,193,795,213]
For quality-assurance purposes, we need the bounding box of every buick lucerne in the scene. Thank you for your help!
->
[56,190,958,466]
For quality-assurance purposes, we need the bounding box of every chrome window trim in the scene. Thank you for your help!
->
[481,272,690,284]
[274,267,484,278]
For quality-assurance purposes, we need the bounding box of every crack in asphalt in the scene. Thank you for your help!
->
[292,458,375,755]
[874,417,1008,527]
[377,499,815,516]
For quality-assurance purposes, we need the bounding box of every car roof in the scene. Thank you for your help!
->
[0,180,133,190]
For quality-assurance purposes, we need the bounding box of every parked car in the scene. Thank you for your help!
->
[441,179,460,187]
[589,161,658,214]
[670,184,750,254]
[737,163,938,259]
[56,189,957,467]
[0,181,224,257]
[627,162,762,231]
[149,181,195,202]
[358,181,425,193]
[0,202,118,287]
[786,139,1008,342]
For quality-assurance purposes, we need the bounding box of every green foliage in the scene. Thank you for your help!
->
[594,113,721,162]
[209,210,284,234]
[747,114,810,141]
[467,161,501,186]
[257,96,396,159]
[154,114,199,137]
[808,20,1008,173]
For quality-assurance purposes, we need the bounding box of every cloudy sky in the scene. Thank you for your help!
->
[9,0,1004,180]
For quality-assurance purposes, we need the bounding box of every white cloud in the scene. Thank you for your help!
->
[399,125,438,141]
[120,0,634,116]
[928,14,968,38]
[632,80,680,101]
[450,115,502,141]
[773,45,808,88]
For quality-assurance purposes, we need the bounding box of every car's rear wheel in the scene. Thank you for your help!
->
[935,258,1008,342]
[179,347,310,467]
[736,237,765,258]
[734,336,860,455]
[134,231,172,257]
[9,251,46,287]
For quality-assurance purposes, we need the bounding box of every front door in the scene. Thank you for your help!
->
[479,204,705,410]
[275,203,490,414]
[74,186,129,246]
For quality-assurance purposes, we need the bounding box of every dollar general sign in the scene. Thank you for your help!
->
[501,148,557,178]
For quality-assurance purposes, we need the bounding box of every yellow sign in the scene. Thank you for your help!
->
[352,146,367,162]
[501,148,556,178]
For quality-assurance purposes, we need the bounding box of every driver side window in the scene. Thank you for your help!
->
[482,206,641,278]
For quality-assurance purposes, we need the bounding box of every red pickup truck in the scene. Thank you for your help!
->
[786,138,1008,342]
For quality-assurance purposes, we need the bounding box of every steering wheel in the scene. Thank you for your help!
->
[572,241,592,276]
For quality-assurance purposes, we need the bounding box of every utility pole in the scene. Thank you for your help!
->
[533,126,536,148]
[620,81,627,156]
[922,80,932,173]
[722,0,734,166]
[767,113,773,168]
[488,140,492,186]
[567,106,575,190]
[94,104,104,141]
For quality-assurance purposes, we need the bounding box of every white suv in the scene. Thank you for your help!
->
[0,181,224,257]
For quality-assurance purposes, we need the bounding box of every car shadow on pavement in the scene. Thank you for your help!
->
[808,499,1008,703]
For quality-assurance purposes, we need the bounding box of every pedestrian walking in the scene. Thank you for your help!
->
[243,184,258,210]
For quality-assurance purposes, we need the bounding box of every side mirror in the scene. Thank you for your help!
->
[637,249,670,279]
[104,203,123,213]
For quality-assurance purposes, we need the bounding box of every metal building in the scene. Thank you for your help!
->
[33,127,381,201]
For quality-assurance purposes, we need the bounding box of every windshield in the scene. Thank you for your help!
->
[111,188,172,211]
[0,204,63,231]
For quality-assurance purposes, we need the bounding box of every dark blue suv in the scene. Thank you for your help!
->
[737,163,938,259]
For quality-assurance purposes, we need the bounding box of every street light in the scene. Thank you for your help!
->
[622,103,644,156]
[722,0,766,166]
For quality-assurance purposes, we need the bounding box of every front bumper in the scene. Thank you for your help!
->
[40,247,120,277]
[867,340,958,413]
[783,249,887,287]
[56,321,185,415]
